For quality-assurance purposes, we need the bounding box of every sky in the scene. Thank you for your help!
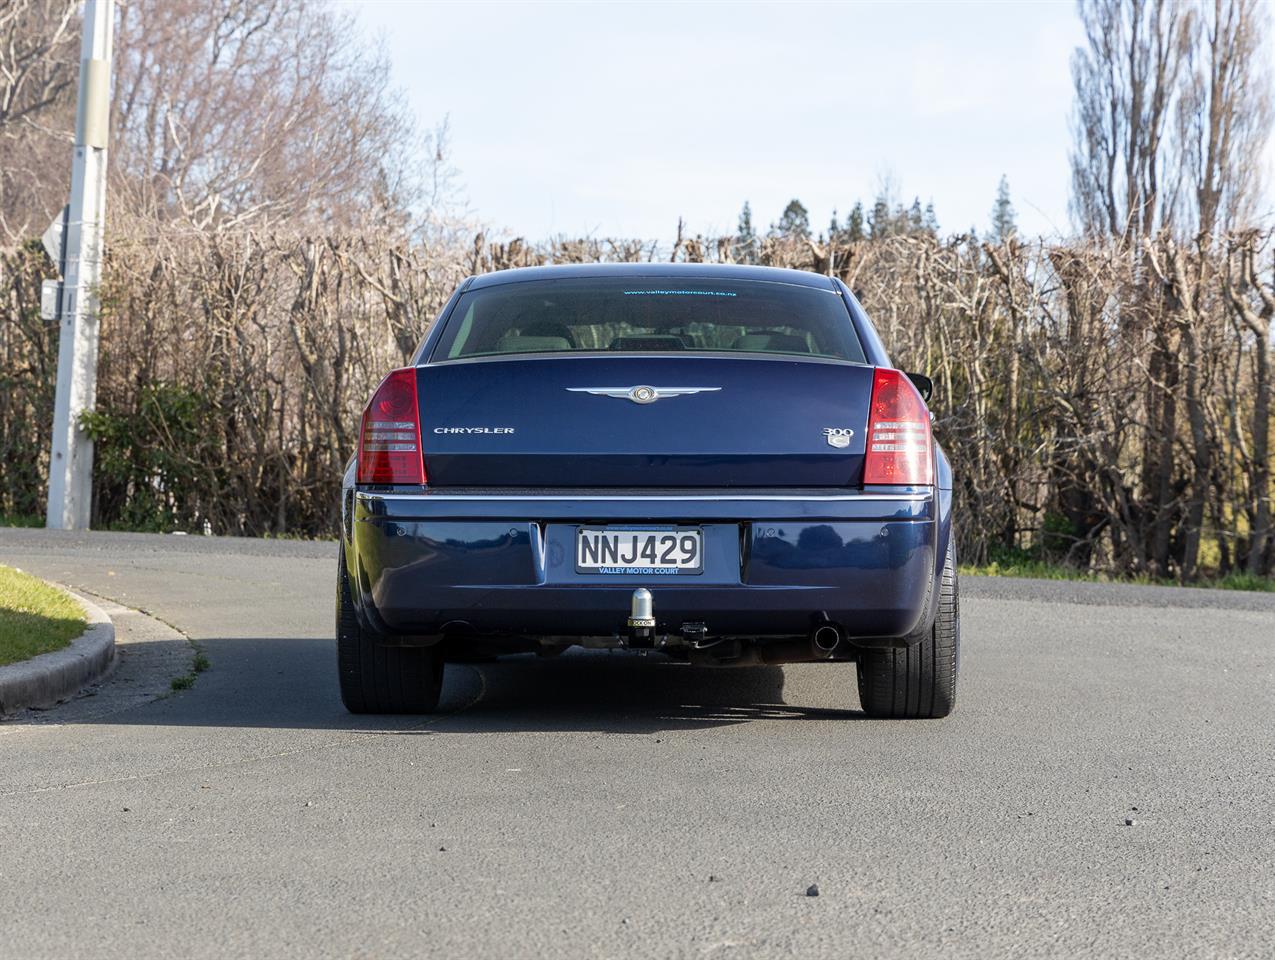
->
[343,0,1272,243]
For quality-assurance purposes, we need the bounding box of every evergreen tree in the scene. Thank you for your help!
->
[923,201,939,235]
[737,201,755,243]
[846,201,865,241]
[776,198,810,238]
[908,197,924,233]
[990,175,1016,241]
[736,201,757,262]
[868,194,892,239]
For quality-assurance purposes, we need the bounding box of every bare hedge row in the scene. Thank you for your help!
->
[1,227,1271,579]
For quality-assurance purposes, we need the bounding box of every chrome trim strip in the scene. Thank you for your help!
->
[566,385,721,404]
[355,491,931,503]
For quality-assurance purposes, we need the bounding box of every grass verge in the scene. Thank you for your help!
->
[962,559,1275,592]
[0,566,87,666]
[0,514,44,528]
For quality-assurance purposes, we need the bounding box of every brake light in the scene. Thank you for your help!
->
[357,367,426,484]
[863,368,933,485]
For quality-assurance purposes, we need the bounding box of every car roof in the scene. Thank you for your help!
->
[465,262,837,291]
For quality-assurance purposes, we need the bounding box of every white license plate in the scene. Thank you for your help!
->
[575,527,703,575]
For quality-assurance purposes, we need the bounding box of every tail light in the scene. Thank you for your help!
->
[357,367,426,484]
[863,367,933,485]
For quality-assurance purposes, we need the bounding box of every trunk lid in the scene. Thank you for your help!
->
[417,355,873,487]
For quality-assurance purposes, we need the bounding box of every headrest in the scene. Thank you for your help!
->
[520,321,576,347]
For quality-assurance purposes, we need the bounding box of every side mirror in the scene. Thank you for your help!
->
[905,371,933,403]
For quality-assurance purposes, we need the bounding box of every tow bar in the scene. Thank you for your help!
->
[627,588,655,646]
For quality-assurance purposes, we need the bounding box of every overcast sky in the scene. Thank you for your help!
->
[344,0,1273,243]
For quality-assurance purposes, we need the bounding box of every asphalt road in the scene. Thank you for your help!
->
[1,528,1273,960]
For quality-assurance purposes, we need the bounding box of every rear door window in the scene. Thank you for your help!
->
[431,277,866,363]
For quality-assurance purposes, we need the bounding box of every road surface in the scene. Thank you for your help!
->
[1,528,1272,959]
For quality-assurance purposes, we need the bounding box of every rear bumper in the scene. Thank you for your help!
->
[347,487,941,642]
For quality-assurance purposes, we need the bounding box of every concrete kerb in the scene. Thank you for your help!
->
[0,585,116,715]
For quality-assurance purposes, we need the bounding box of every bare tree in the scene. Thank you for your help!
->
[1224,233,1273,574]
[0,0,78,241]
[1179,0,1274,236]
[0,0,76,136]
[1072,0,1274,241]
[111,0,422,232]
[1068,0,1274,581]
[1070,0,1194,242]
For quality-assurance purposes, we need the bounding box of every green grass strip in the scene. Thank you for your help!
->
[0,565,87,666]
[0,514,45,529]
[962,561,1275,593]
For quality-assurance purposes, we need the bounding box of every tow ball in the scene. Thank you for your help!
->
[627,588,656,646]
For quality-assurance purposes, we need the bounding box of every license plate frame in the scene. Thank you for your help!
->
[575,526,704,576]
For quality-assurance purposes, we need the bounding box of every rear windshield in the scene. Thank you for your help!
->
[431,277,866,363]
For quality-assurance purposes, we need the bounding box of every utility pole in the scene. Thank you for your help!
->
[46,0,115,530]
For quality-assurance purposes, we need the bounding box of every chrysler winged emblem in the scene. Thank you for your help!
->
[566,385,721,405]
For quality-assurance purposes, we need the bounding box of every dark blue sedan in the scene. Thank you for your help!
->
[338,264,958,718]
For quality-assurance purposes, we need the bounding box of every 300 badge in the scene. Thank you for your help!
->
[823,427,854,448]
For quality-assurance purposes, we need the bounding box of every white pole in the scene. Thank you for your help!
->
[46,0,114,530]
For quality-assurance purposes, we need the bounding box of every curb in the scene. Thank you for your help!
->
[0,586,116,715]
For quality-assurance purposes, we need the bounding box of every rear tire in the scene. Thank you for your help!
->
[856,542,959,719]
[337,548,444,714]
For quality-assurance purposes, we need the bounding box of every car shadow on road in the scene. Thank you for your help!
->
[15,638,868,733]
[443,653,868,733]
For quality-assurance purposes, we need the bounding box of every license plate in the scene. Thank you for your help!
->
[575,527,703,575]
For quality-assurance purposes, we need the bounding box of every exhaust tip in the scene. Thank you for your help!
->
[812,623,842,653]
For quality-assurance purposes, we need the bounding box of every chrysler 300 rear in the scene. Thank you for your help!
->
[338,265,958,719]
